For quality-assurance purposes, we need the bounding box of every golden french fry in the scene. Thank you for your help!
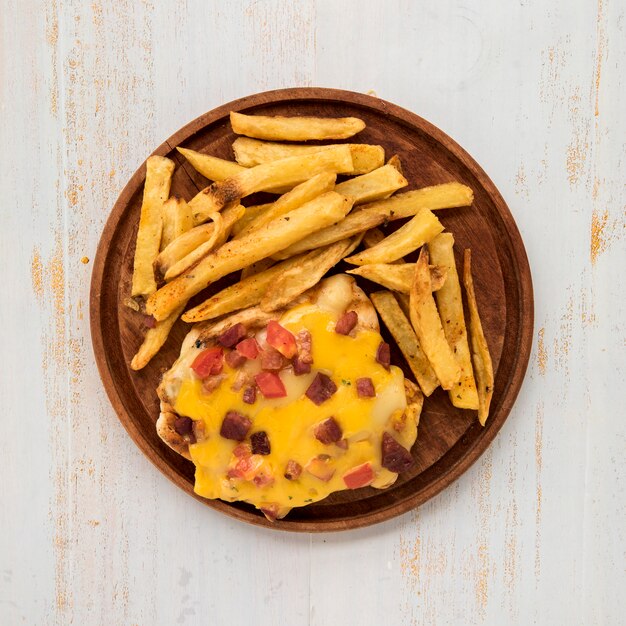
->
[188,146,354,225]
[148,192,352,321]
[161,197,193,250]
[429,234,478,409]
[463,249,494,426]
[230,111,365,141]
[131,155,175,298]
[232,137,384,175]
[348,263,447,293]
[345,209,443,266]
[409,248,461,390]
[184,255,305,322]
[370,291,439,396]
[177,147,245,181]
[386,154,403,175]
[335,164,407,205]
[160,198,177,250]
[241,258,275,280]
[273,207,388,259]
[361,183,473,221]
[130,303,186,370]
[362,227,387,249]
[231,203,273,237]
[156,204,244,276]
[260,237,360,312]
[164,212,223,281]
[238,172,336,237]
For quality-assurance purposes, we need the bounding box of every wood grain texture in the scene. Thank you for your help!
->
[91,88,532,531]
[1,0,624,624]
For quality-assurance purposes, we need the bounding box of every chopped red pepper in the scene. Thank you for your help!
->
[255,371,287,398]
[266,320,297,358]
[191,347,224,377]
[342,462,375,489]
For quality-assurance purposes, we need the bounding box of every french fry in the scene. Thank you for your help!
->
[371,291,439,396]
[241,258,275,280]
[184,255,306,322]
[156,204,244,276]
[347,263,447,293]
[231,203,273,237]
[164,212,223,281]
[260,237,361,312]
[273,207,388,259]
[429,233,478,409]
[386,154,403,175]
[177,147,245,181]
[230,111,365,141]
[147,192,353,321]
[196,305,282,343]
[237,172,336,237]
[335,164,407,205]
[188,146,354,225]
[345,209,443,265]
[160,197,193,250]
[131,155,175,298]
[232,137,384,174]
[130,303,186,370]
[409,248,461,390]
[463,249,494,426]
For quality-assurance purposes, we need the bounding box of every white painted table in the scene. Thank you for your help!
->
[1,1,624,624]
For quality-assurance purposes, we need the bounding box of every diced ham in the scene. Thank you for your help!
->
[266,321,297,358]
[174,416,193,436]
[376,341,391,370]
[251,431,271,455]
[284,460,302,480]
[356,377,376,397]
[242,385,257,404]
[217,323,247,348]
[255,371,287,398]
[296,329,313,364]
[202,373,225,395]
[292,356,312,376]
[381,432,414,473]
[143,314,157,329]
[191,347,224,377]
[220,411,252,441]
[305,373,337,406]
[343,462,375,489]
[225,349,246,369]
[236,337,260,360]
[260,346,285,371]
[314,417,343,444]
[335,310,358,335]
[253,472,274,487]
[305,456,335,482]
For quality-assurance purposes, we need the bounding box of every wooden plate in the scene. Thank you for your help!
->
[90,88,533,532]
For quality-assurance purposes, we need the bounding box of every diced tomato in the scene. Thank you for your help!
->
[191,347,223,377]
[342,462,374,489]
[255,371,287,398]
[236,337,260,360]
[305,456,335,482]
[266,321,297,358]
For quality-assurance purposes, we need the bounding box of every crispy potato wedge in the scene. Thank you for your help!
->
[131,155,175,298]
[409,248,461,390]
[237,172,336,237]
[346,209,443,265]
[231,203,272,237]
[386,154,403,175]
[188,146,354,225]
[335,164,408,205]
[230,111,365,141]
[463,249,494,426]
[177,147,245,181]
[156,204,244,276]
[147,192,352,320]
[348,263,447,293]
[240,258,275,280]
[371,291,439,396]
[232,137,384,175]
[260,236,361,312]
[130,304,185,370]
[429,234,478,409]
[160,197,193,250]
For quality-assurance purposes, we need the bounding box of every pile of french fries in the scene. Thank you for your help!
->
[128,111,493,425]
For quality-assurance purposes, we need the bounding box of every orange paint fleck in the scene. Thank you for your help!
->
[81,256,89,264]
[87,519,100,527]
[537,328,547,375]
[594,0,605,117]
[535,403,544,579]
[590,209,609,264]
[31,248,44,300]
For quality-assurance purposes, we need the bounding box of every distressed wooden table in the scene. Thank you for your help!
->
[1,1,624,624]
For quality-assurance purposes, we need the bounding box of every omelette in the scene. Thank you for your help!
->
[157,274,423,521]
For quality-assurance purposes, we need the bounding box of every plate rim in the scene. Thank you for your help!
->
[90,87,534,532]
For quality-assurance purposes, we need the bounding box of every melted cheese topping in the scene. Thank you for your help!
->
[170,280,416,517]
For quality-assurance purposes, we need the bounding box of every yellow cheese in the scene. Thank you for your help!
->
[174,306,412,514]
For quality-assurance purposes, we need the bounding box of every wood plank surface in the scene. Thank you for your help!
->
[0,0,623,624]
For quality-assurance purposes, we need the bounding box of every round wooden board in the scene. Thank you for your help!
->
[90,88,533,532]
